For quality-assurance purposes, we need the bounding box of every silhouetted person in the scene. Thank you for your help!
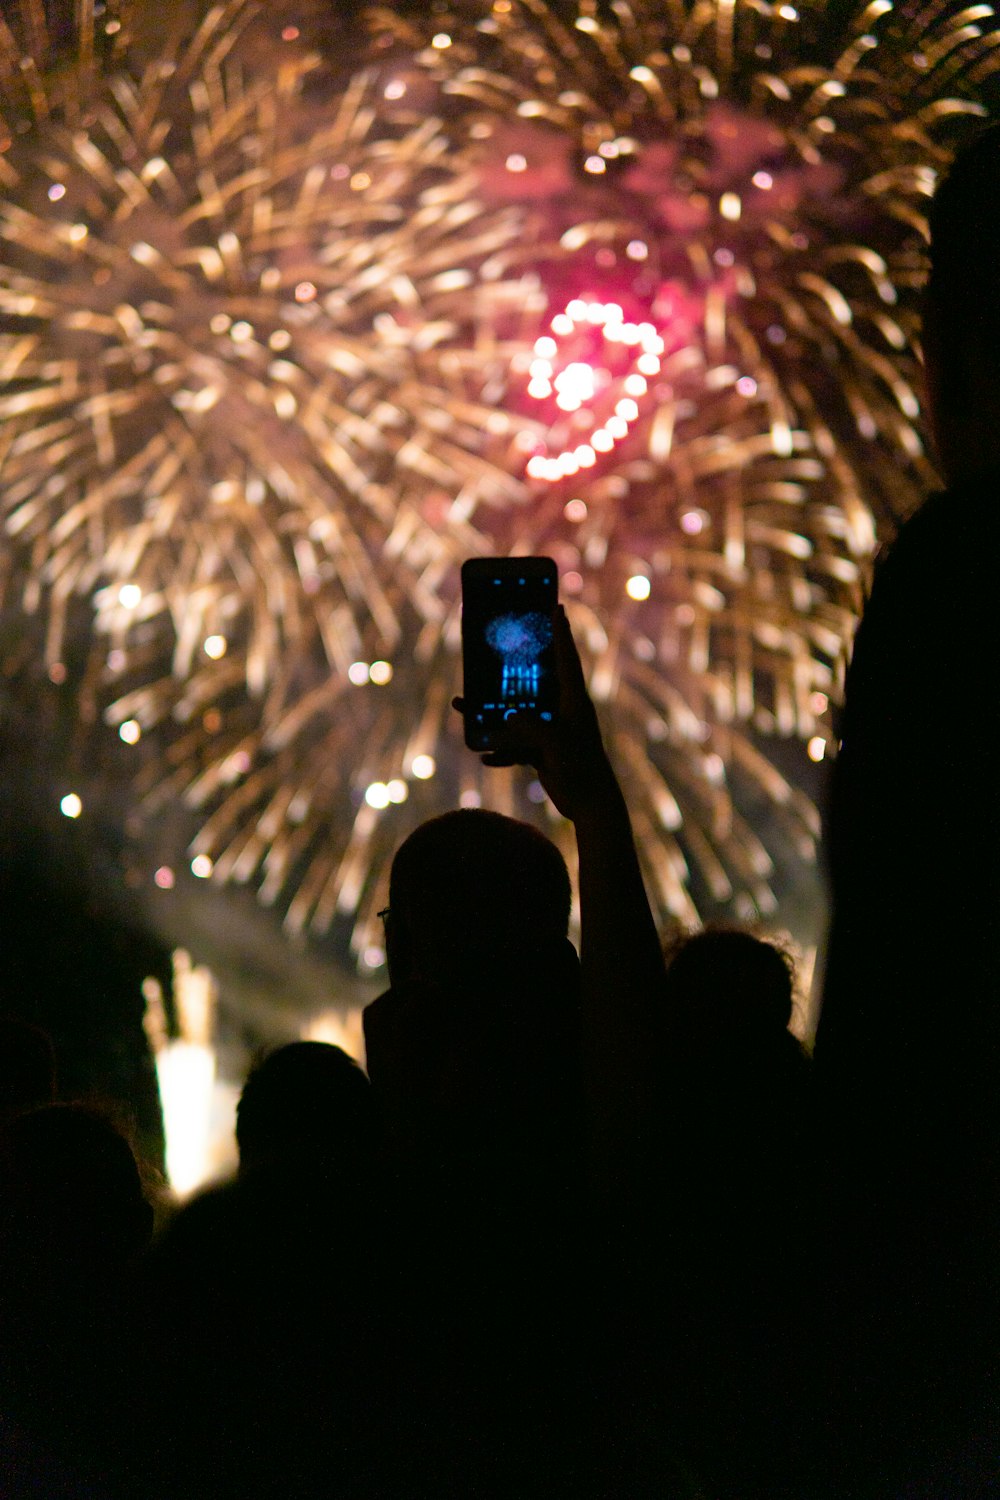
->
[0,1103,152,1491]
[363,809,615,1498]
[659,927,812,1222]
[814,123,1000,1496]
[134,1041,395,1499]
[365,807,584,1207]
[655,928,814,1498]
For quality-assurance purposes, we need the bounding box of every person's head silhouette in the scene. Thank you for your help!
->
[235,1040,376,1175]
[662,926,797,1051]
[365,809,582,1188]
[382,807,573,990]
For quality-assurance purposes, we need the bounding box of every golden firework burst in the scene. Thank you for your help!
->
[2,0,997,961]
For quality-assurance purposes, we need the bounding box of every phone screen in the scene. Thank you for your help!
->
[461,557,558,751]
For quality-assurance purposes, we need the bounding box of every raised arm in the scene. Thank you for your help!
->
[458,604,664,1183]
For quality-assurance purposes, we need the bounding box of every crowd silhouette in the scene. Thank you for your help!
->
[2,125,999,1499]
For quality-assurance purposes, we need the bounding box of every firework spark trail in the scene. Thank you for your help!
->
[1,0,998,959]
[371,0,998,929]
[0,0,530,944]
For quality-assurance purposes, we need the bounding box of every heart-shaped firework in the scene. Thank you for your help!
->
[524,298,665,482]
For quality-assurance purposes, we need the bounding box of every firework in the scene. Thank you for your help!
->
[2,0,997,962]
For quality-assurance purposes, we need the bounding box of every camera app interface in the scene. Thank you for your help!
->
[465,569,555,746]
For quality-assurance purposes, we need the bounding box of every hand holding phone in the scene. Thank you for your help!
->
[457,569,614,822]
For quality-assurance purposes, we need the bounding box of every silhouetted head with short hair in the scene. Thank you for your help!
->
[366,809,583,1195]
[384,808,573,988]
[662,926,797,1051]
[236,1040,377,1176]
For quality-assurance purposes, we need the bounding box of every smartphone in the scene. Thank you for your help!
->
[461,557,558,751]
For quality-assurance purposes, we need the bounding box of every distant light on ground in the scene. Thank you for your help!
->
[155,1042,216,1196]
[143,952,220,1199]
